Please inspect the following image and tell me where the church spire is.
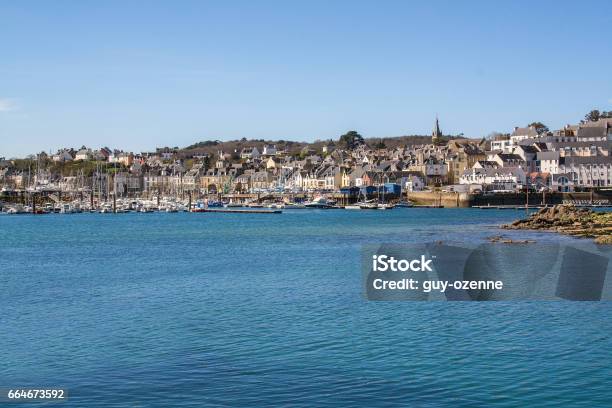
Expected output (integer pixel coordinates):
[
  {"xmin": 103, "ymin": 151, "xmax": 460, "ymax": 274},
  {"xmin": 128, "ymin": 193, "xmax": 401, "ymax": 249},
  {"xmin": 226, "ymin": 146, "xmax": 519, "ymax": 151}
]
[{"xmin": 432, "ymin": 115, "xmax": 442, "ymax": 144}]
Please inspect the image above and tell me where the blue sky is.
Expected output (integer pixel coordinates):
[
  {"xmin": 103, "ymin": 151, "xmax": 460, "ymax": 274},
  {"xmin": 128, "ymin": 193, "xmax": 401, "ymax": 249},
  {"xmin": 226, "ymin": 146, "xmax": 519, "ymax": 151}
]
[{"xmin": 1, "ymin": 0, "xmax": 611, "ymax": 157}]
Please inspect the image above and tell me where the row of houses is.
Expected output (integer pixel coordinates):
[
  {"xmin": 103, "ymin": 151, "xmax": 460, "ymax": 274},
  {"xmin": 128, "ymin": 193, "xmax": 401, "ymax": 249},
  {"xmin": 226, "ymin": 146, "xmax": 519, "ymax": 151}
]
[
  {"xmin": 459, "ymin": 118, "xmax": 611, "ymax": 192},
  {"xmin": 2, "ymin": 117, "xmax": 610, "ymax": 195}
]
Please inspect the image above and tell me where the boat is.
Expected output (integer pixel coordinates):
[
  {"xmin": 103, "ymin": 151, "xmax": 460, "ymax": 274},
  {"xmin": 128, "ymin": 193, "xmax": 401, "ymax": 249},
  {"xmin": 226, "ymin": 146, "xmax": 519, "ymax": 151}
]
[
  {"xmin": 344, "ymin": 204, "xmax": 362, "ymax": 210},
  {"xmin": 5, "ymin": 204, "xmax": 27, "ymax": 214},
  {"xmin": 377, "ymin": 203, "xmax": 395, "ymax": 210},
  {"xmin": 100, "ymin": 204, "xmax": 113, "ymax": 213},
  {"xmin": 285, "ymin": 202, "xmax": 306, "ymax": 209},
  {"xmin": 304, "ymin": 196, "xmax": 336, "ymax": 209},
  {"xmin": 395, "ymin": 201, "xmax": 413, "ymax": 208},
  {"xmin": 358, "ymin": 200, "xmax": 378, "ymax": 210},
  {"xmin": 267, "ymin": 203, "xmax": 285, "ymax": 209},
  {"xmin": 60, "ymin": 203, "xmax": 75, "ymax": 214}
]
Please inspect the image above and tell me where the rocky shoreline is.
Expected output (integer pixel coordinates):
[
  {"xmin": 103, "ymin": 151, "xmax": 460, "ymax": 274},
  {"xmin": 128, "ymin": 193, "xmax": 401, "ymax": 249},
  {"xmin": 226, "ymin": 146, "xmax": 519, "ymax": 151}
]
[{"xmin": 501, "ymin": 204, "xmax": 612, "ymax": 244}]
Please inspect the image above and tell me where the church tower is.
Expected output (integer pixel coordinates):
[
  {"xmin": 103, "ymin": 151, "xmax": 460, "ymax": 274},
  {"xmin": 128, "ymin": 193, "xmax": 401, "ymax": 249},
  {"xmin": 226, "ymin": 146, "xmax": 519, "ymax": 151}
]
[{"xmin": 432, "ymin": 116, "xmax": 442, "ymax": 144}]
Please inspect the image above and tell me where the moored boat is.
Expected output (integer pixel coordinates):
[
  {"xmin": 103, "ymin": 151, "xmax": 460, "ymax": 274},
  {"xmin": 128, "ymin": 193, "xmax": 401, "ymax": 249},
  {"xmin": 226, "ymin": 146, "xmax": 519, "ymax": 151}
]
[{"xmin": 304, "ymin": 196, "xmax": 336, "ymax": 209}]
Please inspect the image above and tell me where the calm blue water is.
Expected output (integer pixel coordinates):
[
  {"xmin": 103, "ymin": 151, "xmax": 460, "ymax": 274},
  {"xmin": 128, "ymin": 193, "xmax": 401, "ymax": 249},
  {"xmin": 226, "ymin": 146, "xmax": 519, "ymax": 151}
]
[{"xmin": 1, "ymin": 209, "xmax": 611, "ymax": 407}]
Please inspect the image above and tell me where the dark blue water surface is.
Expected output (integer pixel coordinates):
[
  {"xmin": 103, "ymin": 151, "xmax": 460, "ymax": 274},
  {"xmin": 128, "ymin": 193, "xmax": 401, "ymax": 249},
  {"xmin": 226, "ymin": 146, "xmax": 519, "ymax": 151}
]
[{"xmin": 1, "ymin": 209, "xmax": 611, "ymax": 407}]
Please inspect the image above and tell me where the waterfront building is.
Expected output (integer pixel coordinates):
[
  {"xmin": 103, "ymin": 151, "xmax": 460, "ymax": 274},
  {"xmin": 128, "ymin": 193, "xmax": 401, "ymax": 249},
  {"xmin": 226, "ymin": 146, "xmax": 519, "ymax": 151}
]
[{"xmin": 460, "ymin": 167, "xmax": 526, "ymax": 191}]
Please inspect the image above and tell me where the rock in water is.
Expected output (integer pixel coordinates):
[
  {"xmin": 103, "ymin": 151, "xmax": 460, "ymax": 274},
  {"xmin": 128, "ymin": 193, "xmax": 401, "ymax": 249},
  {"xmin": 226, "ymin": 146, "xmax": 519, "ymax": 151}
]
[{"xmin": 501, "ymin": 204, "xmax": 611, "ymax": 244}]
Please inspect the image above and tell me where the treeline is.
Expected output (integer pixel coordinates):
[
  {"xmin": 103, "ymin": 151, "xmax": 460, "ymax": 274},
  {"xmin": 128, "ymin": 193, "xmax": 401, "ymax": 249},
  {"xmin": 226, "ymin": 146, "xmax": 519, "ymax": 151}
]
[
  {"xmin": 179, "ymin": 133, "xmax": 446, "ymax": 159},
  {"xmin": 584, "ymin": 109, "xmax": 612, "ymax": 122}
]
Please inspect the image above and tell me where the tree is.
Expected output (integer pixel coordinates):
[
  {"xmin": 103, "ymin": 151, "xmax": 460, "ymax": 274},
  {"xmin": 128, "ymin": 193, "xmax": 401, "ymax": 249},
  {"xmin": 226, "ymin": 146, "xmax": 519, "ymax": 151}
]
[
  {"xmin": 339, "ymin": 130, "xmax": 364, "ymax": 150},
  {"xmin": 584, "ymin": 109, "xmax": 601, "ymax": 122},
  {"xmin": 528, "ymin": 122, "xmax": 549, "ymax": 135},
  {"xmin": 584, "ymin": 109, "xmax": 612, "ymax": 122},
  {"xmin": 375, "ymin": 139, "xmax": 386, "ymax": 149},
  {"xmin": 202, "ymin": 156, "xmax": 210, "ymax": 170}
]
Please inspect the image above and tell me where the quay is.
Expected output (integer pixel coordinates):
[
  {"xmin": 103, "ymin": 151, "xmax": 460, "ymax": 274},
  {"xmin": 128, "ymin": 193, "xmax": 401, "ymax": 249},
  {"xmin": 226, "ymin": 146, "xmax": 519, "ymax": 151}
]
[
  {"xmin": 191, "ymin": 208, "xmax": 282, "ymax": 214},
  {"xmin": 473, "ymin": 204, "xmax": 612, "ymax": 210}
]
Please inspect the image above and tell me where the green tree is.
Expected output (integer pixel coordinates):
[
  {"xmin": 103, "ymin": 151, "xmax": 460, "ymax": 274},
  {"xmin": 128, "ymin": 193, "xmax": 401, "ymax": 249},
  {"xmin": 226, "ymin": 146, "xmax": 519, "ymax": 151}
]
[
  {"xmin": 339, "ymin": 130, "xmax": 364, "ymax": 150},
  {"xmin": 528, "ymin": 122, "xmax": 549, "ymax": 135},
  {"xmin": 584, "ymin": 109, "xmax": 601, "ymax": 122}
]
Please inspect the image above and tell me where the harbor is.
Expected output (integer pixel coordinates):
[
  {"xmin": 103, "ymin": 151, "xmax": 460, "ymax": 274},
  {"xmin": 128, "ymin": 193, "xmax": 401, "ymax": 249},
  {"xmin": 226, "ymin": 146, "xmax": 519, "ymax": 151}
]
[{"xmin": 1, "ymin": 191, "xmax": 610, "ymax": 215}]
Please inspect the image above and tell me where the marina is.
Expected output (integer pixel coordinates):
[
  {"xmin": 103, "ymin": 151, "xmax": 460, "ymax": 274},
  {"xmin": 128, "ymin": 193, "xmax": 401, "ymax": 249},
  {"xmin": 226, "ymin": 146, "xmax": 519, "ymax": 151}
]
[{"xmin": 2, "ymin": 195, "xmax": 610, "ymax": 215}]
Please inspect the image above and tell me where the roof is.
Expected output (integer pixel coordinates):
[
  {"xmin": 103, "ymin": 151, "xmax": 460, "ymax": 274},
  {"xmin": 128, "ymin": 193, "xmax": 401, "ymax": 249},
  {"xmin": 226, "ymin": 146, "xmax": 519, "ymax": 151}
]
[
  {"xmin": 511, "ymin": 126, "xmax": 538, "ymax": 137},
  {"xmin": 563, "ymin": 156, "xmax": 612, "ymax": 165},
  {"xmin": 497, "ymin": 154, "xmax": 524, "ymax": 162},
  {"xmin": 537, "ymin": 151, "xmax": 560, "ymax": 160},
  {"xmin": 517, "ymin": 145, "xmax": 539, "ymax": 153},
  {"xmin": 581, "ymin": 118, "xmax": 612, "ymax": 128},
  {"xmin": 576, "ymin": 126, "xmax": 607, "ymax": 139}
]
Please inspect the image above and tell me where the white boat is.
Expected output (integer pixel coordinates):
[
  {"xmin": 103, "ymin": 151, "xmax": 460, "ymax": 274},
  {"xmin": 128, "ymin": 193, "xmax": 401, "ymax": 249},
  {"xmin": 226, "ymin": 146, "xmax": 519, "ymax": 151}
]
[
  {"xmin": 395, "ymin": 201, "xmax": 413, "ymax": 208},
  {"xmin": 344, "ymin": 205, "xmax": 362, "ymax": 210},
  {"xmin": 285, "ymin": 202, "xmax": 306, "ymax": 209},
  {"xmin": 267, "ymin": 203, "xmax": 285, "ymax": 209},
  {"xmin": 378, "ymin": 203, "xmax": 395, "ymax": 210},
  {"xmin": 304, "ymin": 196, "xmax": 336, "ymax": 209},
  {"xmin": 100, "ymin": 204, "xmax": 113, "ymax": 213},
  {"xmin": 6, "ymin": 204, "xmax": 26, "ymax": 214},
  {"xmin": 358, "ymin": 200, "xmax": 378, "ymax": 210},
  {"xmin": 60, "ymin": 203, "xmax": 75, "ymax": 214}
]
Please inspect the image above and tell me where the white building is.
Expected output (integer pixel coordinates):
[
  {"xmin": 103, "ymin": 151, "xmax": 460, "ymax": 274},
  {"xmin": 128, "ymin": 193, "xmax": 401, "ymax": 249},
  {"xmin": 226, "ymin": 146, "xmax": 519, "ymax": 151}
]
[
  {"xmin": 460, "ymin": 167, "xmax": 526, "ymax": 191},
  {"xmin": 262, "ymin": 145, "xmax": 277, "ymax": 156},
  {"xmin": 240, "ymin": 147, "xmax": 261, "ymax": 160}
]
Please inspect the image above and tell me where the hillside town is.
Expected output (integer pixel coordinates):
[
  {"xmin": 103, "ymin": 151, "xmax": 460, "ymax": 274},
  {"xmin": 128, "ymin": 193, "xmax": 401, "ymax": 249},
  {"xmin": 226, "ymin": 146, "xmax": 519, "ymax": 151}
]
[{"xmin": 1, "ymin": 113, "xmax": 611, "ymax": 204}]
